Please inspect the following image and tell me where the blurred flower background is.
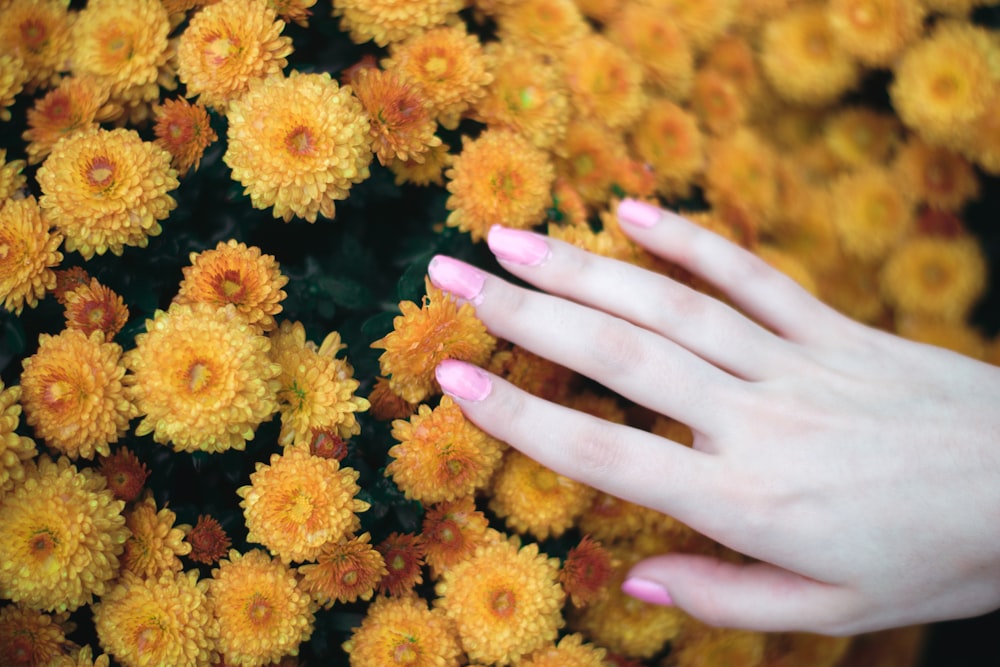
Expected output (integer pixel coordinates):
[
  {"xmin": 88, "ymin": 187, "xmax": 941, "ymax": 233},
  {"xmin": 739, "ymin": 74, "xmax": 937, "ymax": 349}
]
[{"xmin": 1, "ymin": 0, "xmax": 999, "ymax": 665}]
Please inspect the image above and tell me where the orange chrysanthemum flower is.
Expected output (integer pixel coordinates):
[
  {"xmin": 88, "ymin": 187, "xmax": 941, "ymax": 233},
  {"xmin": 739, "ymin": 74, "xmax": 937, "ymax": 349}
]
[
  {"xmin": 63, "ymin": 278, "xmax": 129, "ymax": 341},
  {"xmin": 0, "ymin": 605, "xmax": 75, "ymax": 667},
  {"xmin": 880, "ymin": 234, "xmax": 987, "ymax": 323},
  {"xmin": 0, "ymin": 0, "xmax": 74, "ymax": 92},
  {"xmin": 577, "ymin": 492, "xmax": 675, "ymax": 545},
  {"xmin": 896, "ymin": 316, "xmax": 989, "ymax": 360},
  {"xmin": 309, "ymin": 429, "xmax": 349, "ymax": 461},
  {"xmin": 225, "ymin": 71, "xmax": 373, "ymax": 223},
  {"xmin": 822, "ymin": 106, "xmax": 901, "ymax": 169},
  {"xmin": 377, "ymin": 532, "xmax": 426, "ymax": 597},
  {"xmin": 960, "ymin": 88, "xmax": 1000, "ymax": 175},
  {"xmin": 153, "ymin": 98, "xmax": 218, "ymax": 175},
  {"xmin": 827, "ymin": 0, "xmax": 925, "ymax": 67},
  {"xmin": 548, "ymin": 178, "xmax": 589, "ymax": 228},
  {"xmin": 0, "ymin": 196, "xmax": 62, "ymax": 315},
  {"xmin": 36, "ymin": 127, "xmax": 178, "ymax": 259},
  {"xmin": 238, "ymin": 447, "xmax": 368, "ymax": 563},
  {"xmin": 20, "ymin": 329, "xmax": 137, "ymax": 460},
  {"xmin": 435, "ymin": 537, "xmax": 565, "ymax": 665},
  {"xmin": 831, "ymin": 166, "xmax": 914, "ymax": 262},
  {"xmin": 209, "ymin": 549, "xmax": 316, "ymax": 666},
  {"xmin": 381, "ymin": 25, "xmax": 492, "ymax": 129},
  {"xmin": 704, "ymin": 128, "xmax": 781, "ymax": 232},
  {"xmin": 0, "ymin": 148, "xmax": 27, "ymax": 201},
  {"xmin": 563, "ymin": 34, "xmax": 645, "ymax": 131},
  {"xmin": 421, "ymin": 496, "xmax": 492, "ymax": 577},
  {"xmin": 520, "ymin": 633, "xmax": 608, "ymax": 667},
  {"xmin": 342, "ymin": 595, "xmax": 463, "ymax": 667},
  {"xmin": 703, "ymin": 33, "xmax": 764, "ymax": 104},
  {"xmin": 175, "ymin": 240, "xmax": 288, "ymax": 333},
  {"xmin": 629, "ymin": 98, "xmax": 705, "ymax": 199},
  {"xmin": 0, "ymin": 456, "xmax": 127, "ymax": 612},
  {"xmin": 690, "ymin": 68, "xmax": 746, "ymax": 136},
  {"xmin": 474, "ymin": 42, "xmax": 569, "ymax": 151},
  {"xmin": 489, "ymin": 450, "xmax": 595, "ymax": 540},
  {"xmin": 551, "ymin": 119, "xmax": 628, "ymax": 208},
  {"xmin": 124, "ymin": 303, "xmax": 281, "ymax": 453},
  {"xmin": 893, "ymin": 138, "xmax": 980, "ymax": 212},
  {"xmin": 668, "ymin": 624, "xmax": 767, "ymax": 666},
  {"xmin": 97, "ymin": 447, "xmax": 150, "ymax": 503},
  {"xmin": 93, "ymin": 570, "xmax": 219, "ymax": 667},
  {"xmin": 372, "ymin": 280, "xmax": 497, "ymax": 404},
  {"xmin": 70, "ymin": 0, "xmax": 171, "ymax": 108},
  {"xmin": 388, "ymin": 140, "xmax": 452, "ymax": 187},
  {"xmin": 269, "ymin": 321, "xmax": 369, "ymax": 445},
  {"xmin": 121, "ymin": 494, "xmax": 192, "ymax": 578},
  {"xmin": 387, "ymin": 395, "xmax": 505, "ymax": 503},
  {"xmin": 350, "ymin": 67, "xmax": 441, "ymax": 166},
  {"xmin": 185, "ymin": 515, "xmax": 232, "ymax": 565},
  {"xmin": 560, "ymin": 535, "xmax": 616, "ymax": 608},
  {"xmin": 0, "ymin": 53, "xmax": 27, "ymax": 121},
  {"xmin": 489, "ymin": 343, "xmax": 575, "ymax": 403},
  {"xmin": 760, "ymin": 4, "xmax": 860, "ymax": 106},
  {"xmin": 446, "ymin": 128, "xmax": 554, "ymax": 240},
  {"xmin": 270, "ymin": 0, "xmax": 317, "ymax": 27},
  {"xmin": 177, "ymin": 0, "xmax": 293, "ymax": 110},
  {"xmin": 656, "ymin": 0, "xmax": 737, "ymax": 55},
  {"xmin": 298, "ymin": 532, "xmax": 387, "ymax": 607},
  {"xmin": 0, "ymin": 383, "xmax": 36, "ymax": 499},
  {"xmin": 368, "ymin": 376, "xmax": 418, "ymax": 421},
  {"xmin": 51, "ymin": 267, "xmax": 90, "ymax": 304},
  {"xmin": 606, "ymin": 3, "xmax": 693, "ymax": 101},
  {"xmin": 332, "ymin": 0, "xmax": 465, "ymax": 47},
  {"xmin": 494, "ymin": 0, "xmax": 589, "ymax": 56},
  {"xmin": 890, "ymin": 22, "xmax": 998, "ymax": 149}
]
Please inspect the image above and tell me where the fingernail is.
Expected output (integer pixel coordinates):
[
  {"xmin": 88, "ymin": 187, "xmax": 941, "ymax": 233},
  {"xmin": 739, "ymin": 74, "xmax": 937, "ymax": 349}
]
[
  {"xmin": 487, "ymin": 225, "xmax": 550, "ymax": 266},
  {"xmin": 436, "ymin": 359, "xmax": 492, "ymax": 402},
  {"xmin": 622, "ymin": 578, "xmax": 674, "ymax": 606},
  {"xmin": 427, "ymin": 255, "xmax": 485, "ymax": 305},
  {"xmin": 618, "ymin": 199, "xmax": 662, "ymax": 228}
]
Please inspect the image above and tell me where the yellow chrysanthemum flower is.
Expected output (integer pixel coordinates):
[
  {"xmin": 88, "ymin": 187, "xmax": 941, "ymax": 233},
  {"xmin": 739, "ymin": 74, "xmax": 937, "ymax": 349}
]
[
  {"xmin": 0, "ymin": 0, "xmax": 74, "ymax": 92},
  {"xmin": 421, "ymin": 496, "xmax": 492, "ymax": 577},
  {"xmin": 93, "ymin": 570, "xmax": 219, "ymax": 667},
  {"xmin": 0, "ymin": 196, "xmax": 62, "ymax": 316},
  {"xmin": 817, "ymin": 259, "xmax": 887, "ymax": 325},
  {"xmin": 269, "ymin": 320, "xmax": 369, "ymax": 445},
  {"xmin": 36, "ymin": 127, "xmax": 178, "ymax": 259},
  {"xmin": 389, "ymin": 140, "xmax": 452, "ymax": 187},
  {"xmin": 488, "ymin": 343, "xmax": 575, "ymax": 403},
  {"xmin": 209, "ymin": 549, "xmax": 316, "ymax": 667},
  {"xmin": 121, "ymin": 494, "xmax": 192, "ymax": 578},
  {"xmin": 153, "ymin": 98, "xmax": 218, "ymax": 175},
  {"xmin": 960, "ymin": 87, "xmax": 1000, "ymax": 175},
  {"xmin": 606, "ymin": 3, "xmax": 694, "ymax": 101},
  {"xmin": 551, "ymin": 119, "xmax": 629, "ymax": 209},
  {"xmin": 22, "ymin": 75, "xmax": 115, "ymax": 165},
  {"xmin": 668, "ymin": 623, "xmax": 767, "ymax": 666},
  {"xmin": 124, "ymin": 303, "xmax": 281, "ymax": 454},
  {"xmin": 630, "ymin": 98, "xmax": 705, "ymax": 199},
  {"xmin": 381, "ymin": 24, "xmax": 492, "ymax": 129},
  {"xmin": 577, "ymin": 492, "xmax": 678, "ymax": 545},
  {"xmin": 299, "ymin": 532, "xmax": 387, "ymax": 607},
  {"xmin": 175, "ymin": 240, "xmax": 289, "ymax": 333},
  {"xmin": 372, "ymin": 280, "xmax": 497, "ymax": 404},
  {"xmin": 238, "ymin": 446, "xmax": 368, "ymax": 563},
  {"xmin": 880, "ymin": 234, "xmax": 987, "ymax": 323},
  {"xmin": 270, "ymin": 0, "xmax": 317, "ymax": 27},
  {"xmin": 0, "ymin": 605, "xmax": 75, "ymax": 667},
  {"xmin": 0, "ymin": 383, "xmax": 37, "ymax": 499},
  {"xmin": 343, "ymin": 595, "xmax": 463, "ymax": 667},
  {"xmin": 563, "ymin": 34, "xmax": 645, "ymax": 131},
  {"xmin": 445, "ymin": 128, "xmax": 554, "ymax": 241},
  {"xmin": 435, "ymin": 537, "xmax": 565, "ymax": 665},
  {"xmin": 690, "ymin": 68, "xmax": 746, "ymax": 136},
  {"xmin": 827, "ymin": 0, "xmax": 925, "ymax": 67},
  {"xmin": 177, "ymin": 0, "xmax": 293, "ymax": 110},
  {"xmin": 519, "ymin": 633, "xmax": 608, "ymax": 667},
  {"xmin": 332, "ymin": 0, "xmax": 464, "ymax": 47},
  {"xmin": 895, "ymin": 316, "xmax": 989, "ymax": 360},
  {"xmin": 62, "ymin": 278, "xmax": 129, "ymax": 341},
  {"xmin": 893, "ymin": 138, "xmax": 980, "ymax": 212},
  {"xmin": 0, "ymin": 53, "xmax": 26, "ymax": 121},
  {"xmin": 20, "ymin": 329, "xmax": 136, "ymax": 460},
  {"xmin": 52, "ymin": 645, "xmax": 111, "ymax": 667},
  {"xmin": 760, "ymin": 3, "xmax": 860, "ymax": 106},
  {"xmin": 352, "ymin": 67, "xmax": 441, "ymax": 165},
  {"xmin": 830, "ymin": 166, "xmax": 914, "ymax": 262},
  {"xmin": 488, "ymin": 450, "xmax": 596, "ymax": 541},
  {"xmin": 494, "ymin": 0, "xmax": 589, "ymax": 57},
  {"xmin": 658, "ymin": 0, "xmax": 738, "ymax": 55},
  {"xmin": 70, "ymin": 0, "xmax": 171, "ymax": 108},
  {"xmin": 225, "ymin": 71, "xmax": 373, "ymax": 223},
  {"xmin": 890, "ymin": 22, "xmax": 998, "ymax": 149},
  {"xmin": 822, "ymin": 106, "xmax": 901, "ymax": 170},
  {"xmin": 0, "ymin": 147, "xmax": 27, "ymax": 201},
  {"xmin": 0, "ymin": 456, "xmax": 128, "ymax": 612},
  {"xmin": 705, "ymin": 128, "xmax": 780, "ymax": 231},
  {"xmin": 387, "ymin": 395, "xmax": 506, "ymax": 504}
]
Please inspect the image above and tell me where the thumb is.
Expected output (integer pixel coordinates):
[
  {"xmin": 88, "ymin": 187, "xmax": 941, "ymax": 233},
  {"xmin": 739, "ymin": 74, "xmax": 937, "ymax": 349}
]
[{"xmin": 621, "ymin": 554, "xmax": 854, "ymax": 635}]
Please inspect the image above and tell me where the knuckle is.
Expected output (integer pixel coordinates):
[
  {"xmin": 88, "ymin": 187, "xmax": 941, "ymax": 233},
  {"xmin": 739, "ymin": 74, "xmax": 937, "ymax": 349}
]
[
  {"xmin": 589, "ymin": 318, "xmax": 647, "ymax": 374},
  {"xmin": 567, "ymin": 421, "xmax": 629, "ymax": 482}
]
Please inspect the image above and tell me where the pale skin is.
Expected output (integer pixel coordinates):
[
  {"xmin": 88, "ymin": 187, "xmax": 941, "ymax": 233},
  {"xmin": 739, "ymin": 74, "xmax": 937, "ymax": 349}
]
[{"xmin": 426, "ymin": 198, "xmax": 1000, "ymax": 636}]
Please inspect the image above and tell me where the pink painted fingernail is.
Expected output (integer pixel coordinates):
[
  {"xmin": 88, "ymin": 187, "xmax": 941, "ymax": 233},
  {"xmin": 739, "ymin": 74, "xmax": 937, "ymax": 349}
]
[
  {"xmin": 487, "ymin": 225, "xmax": 550, "ymax": 266},
  {"xmin": 427, "ymin": 255, "xmax": 485, "ymax": 304},
  {"xmin": 618, "ymin": 198, "xmax": 663, "ymax": 228},
  {"xmin": 436, "ymin": 359, "xmax": 493, "ymax": 402},
  {"xmin": 622, "ymin": 578, "xmax": 674, "ymax": 606}
]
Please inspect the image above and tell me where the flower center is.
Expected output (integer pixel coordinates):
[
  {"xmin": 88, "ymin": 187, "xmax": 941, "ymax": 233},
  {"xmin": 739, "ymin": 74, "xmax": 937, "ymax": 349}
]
[
  {"xmin": 806, "ymin": 30, "xmax": 831, "ymax": 58},
  {"xmin": 490, "ymin": 589, "xmax": 516, "ymax": 617},
  {"xmin": 931, "ymin": 73, "xmax": 959, "ymax": 100},
  {"xmin": 532, "ymin": 466, "xmax": 559, "ymax": 492},
  {"xmin": 393, "ymin": 640, "xmax": 419, "ymax": 664},
  {"xmin": 205, "ymin": 35, "xmax": 241, "ymax": 66},
  {"xmin": 43, "ymin": 378, "xmax": 75, "ymax": 408},
  {"xmin": 20, "ymin": 19, "xmax": 48, "ymax": 51},
  {"xmin": 186, "ymin": 361, "xmax": 213, "ymax": 393},
  {"xmin": 926, "ymin": 164, "xmax": 953, "ymax": 193},
  {"xmin": 215, "ymin": 269, "xmax": 246, "ymax": 301},
  {"xmin": 84, "ymin": 302, "xmax": 109, "ymax": 326},
  {"xmin": 423, "ymin": 55, "xmax": 450, "ymax": 80},
  {"xmin": 247, "ymin": 594, "xmax": 271, "ymax": 624},
  {"xmin": 849, "ymin": 1, "xmax": 877, "ymax": 28},
  {"xmin": 45, "ymin": 95, "xmax": 71, "ymax": 122},
  {"xmin": 285, "ymin": 489, "xmax": 314, "ymax": 524},
  {"xmin": 87, "ymin": 157, "xmax": 116, "ymax": 191},
  {"xmin": 285, "ymin": 126, "xmax": 314, "ymax": 156},
  {"xmin": 29, "ymin": 531, "xmax": 57, "ymax": 559},
  {"xmin": 341, "ymin": 569, "xmax": 358, "ymax": 585}
]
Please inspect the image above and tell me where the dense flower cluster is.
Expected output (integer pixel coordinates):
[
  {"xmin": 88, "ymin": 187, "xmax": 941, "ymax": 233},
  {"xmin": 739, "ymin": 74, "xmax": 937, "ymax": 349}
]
[{"xmin": 0, "ymin": 0, "xmax": 995, "ymax": 664}]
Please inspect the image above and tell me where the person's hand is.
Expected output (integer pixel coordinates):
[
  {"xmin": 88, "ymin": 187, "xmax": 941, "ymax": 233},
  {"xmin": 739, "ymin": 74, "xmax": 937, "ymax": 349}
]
[{"xmin": 424, "ymin": 198, "xmax": 1000, "ymax": 636}]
